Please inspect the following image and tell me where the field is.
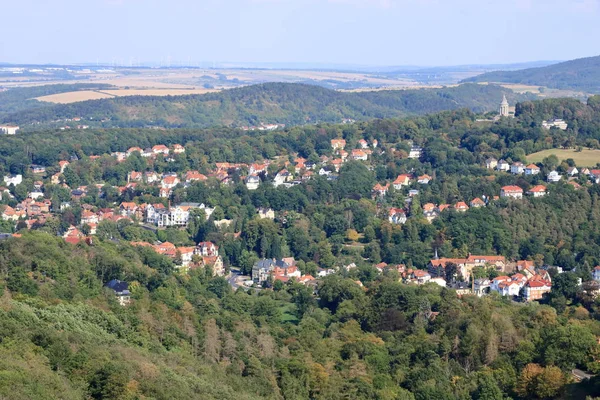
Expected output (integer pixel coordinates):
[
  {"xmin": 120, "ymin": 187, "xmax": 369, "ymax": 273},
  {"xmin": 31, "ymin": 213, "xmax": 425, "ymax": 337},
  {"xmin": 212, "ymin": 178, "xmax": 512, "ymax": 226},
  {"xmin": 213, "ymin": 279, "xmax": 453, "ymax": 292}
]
[
  {"xmin": 528, "ymin": 148, "xmax": 600, "ymax": 167},
  {"xmin": 36, "ymin": 88, "xmax": 220, "ymax": 104}
]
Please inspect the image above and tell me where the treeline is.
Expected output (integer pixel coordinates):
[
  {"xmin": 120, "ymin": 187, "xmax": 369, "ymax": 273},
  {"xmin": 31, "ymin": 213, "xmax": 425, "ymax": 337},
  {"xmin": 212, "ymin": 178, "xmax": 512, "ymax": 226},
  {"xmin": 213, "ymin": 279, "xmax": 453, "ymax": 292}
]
[
  {"xmin": 463, "ymin": 55, "xmax": 600, "ymax": 93},
  {"xmin": 1, "ymin": 82, "xmax": 532, "ymax": 129}
]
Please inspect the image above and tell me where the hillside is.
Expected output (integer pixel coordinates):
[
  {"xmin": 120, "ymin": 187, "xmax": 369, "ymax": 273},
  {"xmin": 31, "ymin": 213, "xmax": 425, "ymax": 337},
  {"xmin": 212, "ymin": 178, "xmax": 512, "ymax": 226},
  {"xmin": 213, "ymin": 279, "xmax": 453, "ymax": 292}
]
[
  {"xmin": 463, "ymin": 55, "xmax": 600, "ymax": 93},
  {"xmin": 1, "ymin": 82, "xmax": 533, "ymax": 130}
]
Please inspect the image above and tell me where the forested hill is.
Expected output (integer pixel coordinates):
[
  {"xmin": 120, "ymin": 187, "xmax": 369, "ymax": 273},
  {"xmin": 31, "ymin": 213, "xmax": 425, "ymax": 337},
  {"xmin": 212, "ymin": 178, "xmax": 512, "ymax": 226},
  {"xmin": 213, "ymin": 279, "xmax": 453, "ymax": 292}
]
[
  {"xmin": 2, "ymin": 82, "xmax": 532, "ymax": 130},
  {"xmin": 463, "ymin": 55, "xmax": 600, "ymax": 93}
]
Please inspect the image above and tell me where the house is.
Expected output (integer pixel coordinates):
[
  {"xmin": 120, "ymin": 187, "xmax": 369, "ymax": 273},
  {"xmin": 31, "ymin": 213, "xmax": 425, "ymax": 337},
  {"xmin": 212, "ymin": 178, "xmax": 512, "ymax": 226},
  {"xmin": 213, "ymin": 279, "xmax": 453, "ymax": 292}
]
[
  {"xmin": 202, "ymin": 256, "xmax": 225, "ymax": 277},
  {"xmin": 496, "ymin": 159, "xmax": 510, "ymax": 172},
  {"xmin": 0, "ymin": 125, "xmax": 19, "ymax": 135},
  {"xmin": 567, "ymin": 167, "xmax": 579, "ymax": 177},
  {"xmin": 388, "ymin": 208, "xmax": 407, "ymax": 224},
  {"xmin": 252, "ymin": 258, "xmax": 296, "ymax": 284},
  {"xmin": 525, "ymin": 164, "xmax": 540, "ymax": 175},
  {"xmin": 547, "ymin": 170, "xmax": 562, "ymax": 183},
  {"xmin": 161, "ymin": 175, "xmax": 180, "ymax": 189},
  {"xmin": 331, "ymin": 139, "xmax": 346, "ymax": 150},
  {"xmin": 126, "ymin": 147, "xmax": 143, "ymax": 156},
  {"xmin": 372, "ymin": 183, "xmax": 389, "ymax": 198},
  {"xmin": 4, "ymin": 174, "xmax": 22, "ymax": 186},
  {"xmin": 152, "ymin": 144, "xmax": 170, "ymax": 155},
  {"xmin": 184, "ymin": 171, "xmax": 208, "ymax": 183},
  {"xmin": 351, "ymin": 149, "xmax": 368, "ymax": 161},
  {"xmin": 593, "ymin": 266, "xmax": 600, "ymax": 281},
  {"xmin": 527, "ymin": 185, "xmax": 547, "ymax": 197},
  {"xmin": 542, "ymin": 119, "xmax": 568, "ymax": 130},
  {"xmin": 410, "ymin": 269, "xmax": 431, "ymax": 285},
  {"xmin": 417, "ymin": 174, "xmax": 432, "ymax": 184},
  {"xmin": 500, "ymin": 185, "xmax": 523, "ymax": 199},
  {"xmin": 58, "ymin": 160, "xmax": 70, "ymax": 173},
  {"xmin": 510, "ymin": 162, "xmax": 525, "ymax": 175},
  {"xmin": 523, "ymin": 279, "xmax": 552, "ymax": 301},
  {"xmin": 392, "ymin": 174, "xmax": 412, "ymax": 190},
  {"xmin": 408, "ymin": 146, "xmax": 423, "ymax": 159},
  {"xmin": 1, "ymin": 205, "xmax": 20, "ymax": 221},
  {"xmin": 454, "ymin": 202, "xmax": 469, "ymax": 212},
  {"xmin": 30, "ymin": 165, "xmax": 46, "ymax": 174},
  {"xmin": 485, "ymin": 158, "xmax": 498, "ymax": 169},
  {"xmin": 81, "ymin": 210, "xmax": 99, "ymax": 225},
  {"xmin": 470, "ymin": 198, "xmax": 486, "ymax": 208},
  {"xmin": 246, "ymin": 175, "xmax": 260, "ymax": 190},
  {"xmin": 172, "ymin": 144, "xmax": 185, "ymax": 154},
  {"xmin": 331, "ymin": 159, "xmax": 344, "ymax": 172},
  {"xmin": 120, "ymin": 202, "xmax": 138, "ymax": 217},
  {"xmin": 274, "ymin": 170, "xmax": 293, "ymax": 186},
  {"xmin": 127, "ymin": 171, "xmax": 143, "ymax": 182},
  {"xmin": 258, "ymin": 208, "xmax": 275, "ymax": 220},
  {"xmin": 493, "ymin": 278, "xmax": 522, "ymax": 297},
  {"xmin": 195, "ymin": 241, "xmax": 219, "ymax": 257},
  {"xmin": 145, "ymin": 171, "xmax": 159, "ymax": 183},
  {"xmin": 473, "ymin": 279, "xmax": 491, "ymax": 297},
  {"xmin": 106, "ymin": 279, "xmax": 131, "ymax": 306}
]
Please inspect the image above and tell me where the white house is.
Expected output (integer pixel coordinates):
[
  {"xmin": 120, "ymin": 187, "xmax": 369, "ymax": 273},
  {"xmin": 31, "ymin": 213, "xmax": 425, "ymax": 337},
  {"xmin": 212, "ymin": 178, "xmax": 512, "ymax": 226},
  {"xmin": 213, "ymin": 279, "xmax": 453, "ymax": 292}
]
[
  {"xmin": 500, "ymin": 185, "xmax": 523, "ymax": 199},
  {"xmin": 566, "ymin": 167, "xmax": 578, "ymax": 177},
  {"xmin": 542, "ymin": 119, "xmax": 568, "ymax": 130},
  {"xmin": 527, "ymin": 185, "xmax": 547, "ymax": 197},
  {"xmin": 408, "ymin": 146, "xmax": 423, "ymax": 159},
  {"xmin": 496, "ymin": 159, "xmax": 510, "ymax": 172},
  {"xmin": 525, "ymin": 164, "xmax": 540, "ymax": 175},
  {"xmin": 388, "ymin": 208, "xmax": 407, "ymax": 224},
  {"xmin": 246, "ymin": 175, "xmax": 260, "ymax": 190},
  {"xmin": 547, "ymin": 170, "xmax": 562, "ymax": 183},
  {"xmin": 0, "ymin": 125, "xmax": 19, "ymax": 135},
  {"xmin": 3, "ymin": 174, "xmax": 22, "ymax": 186},
  {"xmin": 510, "ymin": 162, "xmax": 525, "ymax": 175},
  {"xmin": 593, "ymin": 266, "xmax": 600, "ymax": 281}
]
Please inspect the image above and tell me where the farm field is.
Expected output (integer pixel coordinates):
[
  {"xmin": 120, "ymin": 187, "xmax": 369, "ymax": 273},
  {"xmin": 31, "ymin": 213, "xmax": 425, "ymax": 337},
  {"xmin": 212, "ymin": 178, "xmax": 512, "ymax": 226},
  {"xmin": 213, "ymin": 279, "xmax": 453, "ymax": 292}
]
[
  {"xmin": 36, "ymin": 88, "xmax": 221, "ymax": 104},
  {"xmin": 528, "ymin": 148, "xmax": 600, "ymax": 167}
]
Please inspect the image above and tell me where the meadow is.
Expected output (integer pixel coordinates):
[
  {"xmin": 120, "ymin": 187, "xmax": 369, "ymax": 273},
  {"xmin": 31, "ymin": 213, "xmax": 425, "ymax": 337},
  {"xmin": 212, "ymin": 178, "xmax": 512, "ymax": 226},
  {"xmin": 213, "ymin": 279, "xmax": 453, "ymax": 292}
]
[{"xmin": 528, "ymin": 148, "xmax": 600, "ymax": 167}]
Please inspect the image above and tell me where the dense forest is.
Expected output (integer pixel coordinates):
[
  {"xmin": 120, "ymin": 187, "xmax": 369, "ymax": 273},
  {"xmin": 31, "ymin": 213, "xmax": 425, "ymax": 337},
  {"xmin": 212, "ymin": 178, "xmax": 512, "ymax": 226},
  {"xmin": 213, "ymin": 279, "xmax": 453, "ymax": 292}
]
[
  {"xmin": 1, "ymin": 83, "xmax": 534, "ymax": 130},
  {"xmin": 464, "ymin": 55, "xmax": 600, "ymax": 93},
  {"xmin": 5, "ymin": 95, "xmax": 600, "ymax": 398}
]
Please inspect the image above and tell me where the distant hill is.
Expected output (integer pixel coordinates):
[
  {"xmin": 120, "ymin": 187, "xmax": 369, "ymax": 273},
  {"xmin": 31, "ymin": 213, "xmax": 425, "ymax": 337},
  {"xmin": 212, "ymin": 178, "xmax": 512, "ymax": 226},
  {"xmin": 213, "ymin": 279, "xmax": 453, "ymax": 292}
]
[
  {"xmin": 1, "ymin": 82, "xmax": 534, "ymax": 130},
  {"xmin": 463, "ymin": 55, "xmax": 600, "ymax": 93}
]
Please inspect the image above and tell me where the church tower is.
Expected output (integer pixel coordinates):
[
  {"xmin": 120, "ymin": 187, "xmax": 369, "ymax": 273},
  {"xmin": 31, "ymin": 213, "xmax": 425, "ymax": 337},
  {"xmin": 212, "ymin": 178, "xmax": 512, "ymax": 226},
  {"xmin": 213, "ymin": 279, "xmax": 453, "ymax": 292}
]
[{"xmin": 499, "ymin": 95, "xmax": 509, "ymax": 117}]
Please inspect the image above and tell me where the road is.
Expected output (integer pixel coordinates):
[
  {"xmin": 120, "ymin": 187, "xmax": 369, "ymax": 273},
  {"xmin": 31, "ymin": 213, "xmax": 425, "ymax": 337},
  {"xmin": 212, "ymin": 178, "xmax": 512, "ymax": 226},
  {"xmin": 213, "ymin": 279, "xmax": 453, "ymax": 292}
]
[{"xmin": 227, "ymin": 269, "xmax": 251, "ymax": 290}]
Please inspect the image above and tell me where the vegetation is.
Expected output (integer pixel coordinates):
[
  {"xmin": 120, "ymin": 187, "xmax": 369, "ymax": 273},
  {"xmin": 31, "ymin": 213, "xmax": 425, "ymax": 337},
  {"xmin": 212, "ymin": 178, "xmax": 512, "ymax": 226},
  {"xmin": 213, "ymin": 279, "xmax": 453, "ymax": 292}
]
[
  {"xmin": 464, "ymin": 55, "xmax": 600, "ymax": 93},
  {"xmin": 0, "ymin": 82, "xmax": 534, "ymax": 130},
  {"xmin": 4, "ymin": 93, "xmax": 600, "ymax": 398}
]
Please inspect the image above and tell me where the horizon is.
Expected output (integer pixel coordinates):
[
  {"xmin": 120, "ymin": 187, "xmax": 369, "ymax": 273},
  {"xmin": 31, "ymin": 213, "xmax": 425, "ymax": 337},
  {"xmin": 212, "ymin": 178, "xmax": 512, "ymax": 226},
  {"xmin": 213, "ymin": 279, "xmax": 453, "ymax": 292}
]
[{"xmin": 2, "ymin": 0, "xmax": 600, "ymax": 67}]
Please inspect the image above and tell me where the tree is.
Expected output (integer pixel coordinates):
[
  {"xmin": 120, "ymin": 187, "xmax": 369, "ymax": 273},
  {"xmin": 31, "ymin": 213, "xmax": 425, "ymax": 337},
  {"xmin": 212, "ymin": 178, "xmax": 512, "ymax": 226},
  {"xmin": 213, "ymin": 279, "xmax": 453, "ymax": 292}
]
[{"xmin": 337, "ymin": 161, "xmax": 375, "ymax": 199}]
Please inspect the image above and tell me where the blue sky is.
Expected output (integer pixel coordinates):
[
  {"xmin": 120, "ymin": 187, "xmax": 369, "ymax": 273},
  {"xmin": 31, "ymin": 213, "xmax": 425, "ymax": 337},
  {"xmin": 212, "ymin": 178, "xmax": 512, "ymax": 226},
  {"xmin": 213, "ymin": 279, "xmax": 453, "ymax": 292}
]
[{"xmin": 1, "ymin": 0, "xmax": 600, "ymax": 66}]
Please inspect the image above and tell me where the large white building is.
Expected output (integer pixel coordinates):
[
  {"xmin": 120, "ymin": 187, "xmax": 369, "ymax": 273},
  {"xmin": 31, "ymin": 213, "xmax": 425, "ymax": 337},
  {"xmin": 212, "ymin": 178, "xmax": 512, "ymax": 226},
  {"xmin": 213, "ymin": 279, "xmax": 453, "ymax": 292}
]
[
  {"xmin": 0, "ymin": 125, "xmax": 19, "ymax": 135},
  {"xmin": 3, "ymin": 174, "xmax": 22, "ymax": 186},
  {"xmin": 146, "ymin": 203, "xmax": 214, "ymax": 227}
]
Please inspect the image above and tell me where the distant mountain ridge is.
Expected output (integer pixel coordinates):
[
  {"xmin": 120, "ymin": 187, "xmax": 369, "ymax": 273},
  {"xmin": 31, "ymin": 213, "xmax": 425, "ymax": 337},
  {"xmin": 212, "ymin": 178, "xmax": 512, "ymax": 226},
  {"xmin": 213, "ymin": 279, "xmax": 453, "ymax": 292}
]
[
  {"xmin": 462, "ymin": 55, "xmax": 600, "ymax": 93},
  {"xmin": 1, "ymin": 82, "xmax": 534, "ymax": 130}
]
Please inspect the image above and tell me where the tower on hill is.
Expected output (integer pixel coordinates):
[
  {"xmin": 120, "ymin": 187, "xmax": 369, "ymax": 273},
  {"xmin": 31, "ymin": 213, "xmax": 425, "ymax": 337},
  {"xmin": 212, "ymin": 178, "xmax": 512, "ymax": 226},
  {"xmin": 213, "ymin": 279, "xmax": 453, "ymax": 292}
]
[{"xmin": 499, "ymin": 95, "xmax": 509, "ymax": 117}]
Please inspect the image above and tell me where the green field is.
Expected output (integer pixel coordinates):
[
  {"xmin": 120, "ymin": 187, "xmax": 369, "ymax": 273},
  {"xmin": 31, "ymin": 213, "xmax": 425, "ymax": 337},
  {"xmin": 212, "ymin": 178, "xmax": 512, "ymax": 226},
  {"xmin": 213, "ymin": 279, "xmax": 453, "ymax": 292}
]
[{"xmin": 528, "ymin": 148, "xmax": 600, "ymax": 167}]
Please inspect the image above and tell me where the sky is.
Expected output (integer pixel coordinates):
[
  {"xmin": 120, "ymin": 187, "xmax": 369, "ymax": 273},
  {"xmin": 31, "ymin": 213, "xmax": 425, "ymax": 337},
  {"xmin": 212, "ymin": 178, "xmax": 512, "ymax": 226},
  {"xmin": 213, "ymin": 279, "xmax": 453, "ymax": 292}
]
[{"xmin": 1, "ymin": 0, "xmax": 600, "ymax": 67}]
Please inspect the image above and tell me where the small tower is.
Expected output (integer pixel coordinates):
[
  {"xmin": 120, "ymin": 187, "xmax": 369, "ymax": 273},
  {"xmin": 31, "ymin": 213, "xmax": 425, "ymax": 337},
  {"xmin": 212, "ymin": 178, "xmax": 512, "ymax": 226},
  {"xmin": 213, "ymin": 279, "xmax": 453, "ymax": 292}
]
[{"xmin": 499, "ymin": 95, "xmax": 509, "ymax": 117}]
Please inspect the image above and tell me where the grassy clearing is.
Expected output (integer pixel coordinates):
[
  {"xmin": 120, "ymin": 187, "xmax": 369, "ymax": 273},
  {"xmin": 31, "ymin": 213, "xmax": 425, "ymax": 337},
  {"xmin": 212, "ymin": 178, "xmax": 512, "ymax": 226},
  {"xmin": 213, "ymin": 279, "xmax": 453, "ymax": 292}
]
[{"xmin": 528, "ymin": 148, "xmax": 600, "ymax": 167}]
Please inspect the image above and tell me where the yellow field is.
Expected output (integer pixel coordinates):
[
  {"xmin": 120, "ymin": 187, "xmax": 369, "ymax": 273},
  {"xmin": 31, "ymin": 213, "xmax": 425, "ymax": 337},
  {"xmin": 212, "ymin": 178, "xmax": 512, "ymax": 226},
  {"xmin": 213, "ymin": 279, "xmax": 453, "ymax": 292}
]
[
  {"xmin": 528, "ymin": 148, "xmax": 600, "ymax": 167},
  {"xmin": 36, "ymin": 90, "xmax": 115, "ymax": 103},
  {"xmin": 36, "ymin": 88, "xmax": 221, "ymax": 104}
]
